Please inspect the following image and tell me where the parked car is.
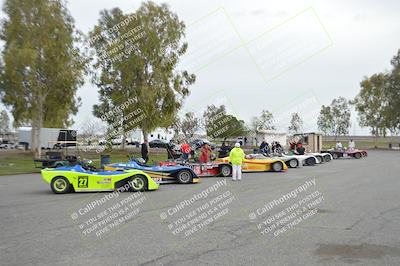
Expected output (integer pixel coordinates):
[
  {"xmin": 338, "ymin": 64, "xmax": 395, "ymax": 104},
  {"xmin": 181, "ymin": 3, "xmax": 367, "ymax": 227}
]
[
  {"xmin": 149, "ymin": 139, "xmax": 169, "ymax": 148},
  {"xmin": 105, "ymin": 158, "xmax": 199, "ymax": 184},
  {"xmin": 0, "ymin": 142, "xmax": 16, "ymax": 149},
  {"xmin": 321, "ymin": 149, "xmax": 367, "ymax": 159},
  {"xmin": 160, "ymin": 160, "xmax": 232, "ymax": 177},
  {"xmin": 190, "ymin": 139, "xmax": 217, "ymax": 150},
  {"xmin": 41, "ymin": 164, "xmax": 159, "ymax": 194}
]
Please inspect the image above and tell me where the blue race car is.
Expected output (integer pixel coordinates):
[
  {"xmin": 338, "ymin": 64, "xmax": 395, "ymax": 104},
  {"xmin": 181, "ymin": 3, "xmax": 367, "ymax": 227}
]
[{"xmin": 104, "ymin": 158, "xmax": 199, "ymax": 184}]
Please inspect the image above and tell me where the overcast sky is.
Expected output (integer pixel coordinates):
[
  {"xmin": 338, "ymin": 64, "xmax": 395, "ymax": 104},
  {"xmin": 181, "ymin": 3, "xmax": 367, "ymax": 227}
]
[{"xmin": 2, "ymin": 0, "xmax": 400, "ymax": 135}]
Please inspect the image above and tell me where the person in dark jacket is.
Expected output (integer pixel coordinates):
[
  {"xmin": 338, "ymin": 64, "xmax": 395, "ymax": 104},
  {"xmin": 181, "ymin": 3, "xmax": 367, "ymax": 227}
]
[
  {"xmin": 218, "ymin": 142, "xmax": 231, "ymax": 158},
  {"xmin": 259, "ymin": 140, "xmax": 270, "ymax": 155},
  {"xmin": 141, "ymin": 139, "xmax": 149, "ymax": 163}
]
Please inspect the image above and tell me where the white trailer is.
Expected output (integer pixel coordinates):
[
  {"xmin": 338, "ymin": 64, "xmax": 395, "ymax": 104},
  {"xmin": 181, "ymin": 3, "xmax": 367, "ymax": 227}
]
[{"xmin": 18, "ymin": 127, "xmax": 76, "ymax": 149}]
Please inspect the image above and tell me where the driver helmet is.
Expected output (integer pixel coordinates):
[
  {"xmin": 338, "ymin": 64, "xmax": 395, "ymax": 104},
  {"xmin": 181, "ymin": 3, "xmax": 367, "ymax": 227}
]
[{"xmin": 136, "ymin": 158, "xmax": 146, "ymax": 164}]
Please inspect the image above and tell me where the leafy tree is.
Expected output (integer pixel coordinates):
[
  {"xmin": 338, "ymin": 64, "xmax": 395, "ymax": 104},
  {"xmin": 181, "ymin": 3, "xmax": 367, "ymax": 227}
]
[
  {"xmin": 0, "ymin": 0, "xmax": 86, "ymax": 157},
  {"xmin": 259, "ymin": 110, "xmax": 276, "ymax": 130},
  {"xmin": 288, "ymin": 112, "xmax": 303, "ymax": 134},
  {"xmin": 385, "ymin": 49, "xmax": 400, "ymax": 135},
  {"xmin": 90, "ymin": 2, "xmax": 195, "ymax": 148},
  {"xmin": 203, "ymin": 104, "xmax": 246, "ymax": 139},
  {"xmin": 352, "ymin": 73, "xmax": 389, "ymax": 137},
  {"xmin": 0, "ymin": 110, "xmax": 10, "ymax": 134},
  {"xmin": 181, "ymin": 112, "xmax": 199, "ymax": 139},
  {"xmin": 250, "ymin": 110, "xmax": 275, "ymax": 135},
  {"xmin": 317, "ymin": 105, "xmax": 334, "ymax": 136},
  {"xmin": 331, "ymin": 97, "xmax": 351, "ymax": 139}
]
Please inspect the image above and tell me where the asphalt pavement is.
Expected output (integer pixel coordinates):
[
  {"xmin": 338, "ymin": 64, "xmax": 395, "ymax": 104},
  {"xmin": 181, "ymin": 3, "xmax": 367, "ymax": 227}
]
[{"xmin": 1, "ymin": 150, "xmax": 400, "ymax": 266}]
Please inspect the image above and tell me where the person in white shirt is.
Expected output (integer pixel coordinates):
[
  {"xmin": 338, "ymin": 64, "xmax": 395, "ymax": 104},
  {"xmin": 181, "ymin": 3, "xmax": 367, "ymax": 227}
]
[
  {"xmin": 348, "ymin": 139, "xmax": 355, "ymax": 150},
  {"xmin": 335, "ymin": 141, "xmax": 343, "ymax": 150}
]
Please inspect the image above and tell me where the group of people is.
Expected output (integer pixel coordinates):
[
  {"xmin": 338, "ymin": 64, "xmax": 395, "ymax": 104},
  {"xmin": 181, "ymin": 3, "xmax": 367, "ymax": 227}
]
[
  {"xmin": 288, "ymin": 141, "xmax": 306, "ymax": 155},
  {"xmin": 335, "ymin": 139, "xmax": 356, "ymax": 151},
  {"xmin": 259, "ymin": 140, "xmax": 284, "ymax": 155}
]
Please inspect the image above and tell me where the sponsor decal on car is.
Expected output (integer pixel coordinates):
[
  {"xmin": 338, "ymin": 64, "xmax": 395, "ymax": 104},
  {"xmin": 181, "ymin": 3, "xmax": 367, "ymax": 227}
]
[{"xmin": 97, "ymin": 178, "xmax": 112, "ymax": 185}]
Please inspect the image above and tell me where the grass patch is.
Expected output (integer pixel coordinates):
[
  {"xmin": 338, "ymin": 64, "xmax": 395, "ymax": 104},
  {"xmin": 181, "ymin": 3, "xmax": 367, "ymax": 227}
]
[{"xmin": 0, "ymin": 149, "xmax": 168, "ymax": 176}]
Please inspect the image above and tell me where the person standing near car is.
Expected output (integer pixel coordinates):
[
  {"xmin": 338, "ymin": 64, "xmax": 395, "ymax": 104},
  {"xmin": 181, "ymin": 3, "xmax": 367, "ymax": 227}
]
[
  {"xmin": 166, "ymin": 140, "xmax": 175, "ymax": 159},
  {"xmin": 181, "ymin": 141, "xmax": 191, "ymax": 160},
  {"xmin": 229, "ymin": 142, "xmax": 245, "ymax": 181},
  {"xmin": 199, "ymin": 143, "xmax": 211, "ymax": 163},
  {"xmin": 141, "ymin": 139, "xmax": 149, "ymax": 163},
  {"xmin": 259, "ymin": 140, "xmax": 270, "ymax": 155},
  {"xmin": 219, "ymin": 142, "xmax": 231, "ymax": 158},
  {"xmin": 294, "ymin": 142, "xmax": 305, "ymax": 155},
  {"xmin": 335, "ymin": 141, "xmax": 343, "ymax": 150},
  {"xmin": 348, "ymin": 139, "xmax": 355, "ymax": 151}
]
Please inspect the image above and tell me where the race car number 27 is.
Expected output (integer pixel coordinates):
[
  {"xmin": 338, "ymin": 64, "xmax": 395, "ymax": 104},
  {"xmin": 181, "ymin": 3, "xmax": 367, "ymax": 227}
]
[{"xmin": 78, "ymin": 176, "xmax": 89, "ymax": 188}]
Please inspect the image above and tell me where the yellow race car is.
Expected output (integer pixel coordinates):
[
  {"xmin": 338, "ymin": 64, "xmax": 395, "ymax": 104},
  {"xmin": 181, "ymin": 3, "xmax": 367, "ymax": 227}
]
[{"xmin": 216, "ymin": 155, "xmax": 288, "ymax": 172}]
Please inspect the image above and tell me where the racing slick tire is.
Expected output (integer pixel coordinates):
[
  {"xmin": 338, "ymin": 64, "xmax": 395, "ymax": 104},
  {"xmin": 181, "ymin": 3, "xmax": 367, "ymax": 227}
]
[
  {"xmin": 316, "ymin": 155, "xmax": 323, "ymax": 163},
  {"xmin": 51, "ymin": 176, "xmax": 71, "ymax": 194},
  {"xmin": 288, "ymin": 159, "xmax": 298, "ymax": 168},
  {"xmin": 219, "ymin": 164, "xmax": 232, "ymax": 177},
  {"xmin": 272, "ymin": 162, "xmax": 283, "ymax": 172},
  {"xmin": 323, "ymin": 155, "xmax": 331, "ymax": 162},
  {"xmin": 354, "ymin": 152, "xmax": 361, "ymax": 159},
  {"xmin": 332, "ymin": 153, "xmax": 339, "ymax": 159},
  {"xmin": 305, "ymin": 157, "xmax": 316, "ymax": 166},
  {"xmin": 176, "ymin": 170, "xmax": 193, "ymax": 184},
  {"xmin": 129, "ymin": 175, "xmax": 147, "ymax": 192}
]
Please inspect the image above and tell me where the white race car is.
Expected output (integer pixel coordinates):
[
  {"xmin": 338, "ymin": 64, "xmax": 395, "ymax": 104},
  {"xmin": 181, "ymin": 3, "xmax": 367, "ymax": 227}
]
[
  {"xmin": 280, "ymin": 153, "xmax": 319, "ymax": 167},
  {"xmin": 253, "ymin": 153, "xmax": 318, "ymax": 168}
]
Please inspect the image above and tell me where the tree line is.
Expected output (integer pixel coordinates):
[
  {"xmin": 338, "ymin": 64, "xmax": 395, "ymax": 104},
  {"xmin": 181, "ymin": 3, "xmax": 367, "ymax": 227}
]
[{"xmin": 0, "ymin": 0, "xmax": 399, "ymax": 158}]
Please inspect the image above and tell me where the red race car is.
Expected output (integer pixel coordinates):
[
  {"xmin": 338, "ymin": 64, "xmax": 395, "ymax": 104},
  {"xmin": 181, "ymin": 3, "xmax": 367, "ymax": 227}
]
[{"xmin": 159, "ymin": 160, "xmax": 232, "ymax": 177}]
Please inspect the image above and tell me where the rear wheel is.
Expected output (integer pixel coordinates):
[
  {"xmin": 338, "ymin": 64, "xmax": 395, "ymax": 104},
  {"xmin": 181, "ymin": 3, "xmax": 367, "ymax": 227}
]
[
  {"xmin": 272, "ymin": 162, "xmax": 283, "ymax": 172},
  {"xmin": 306, "ymin": 157, "xmax": 316, "ymax": 166},
  {"xmin": 354, "ymin": 152, "xmax": 361, "ymax": 159},
  {"xmin": 177, "ymin": 170, "xmax": 193, "ymax": 184},
  {"xmin": 50, "ymin": 176, "xmax": 71, "ymax": 194},
  {"xmin": 288, "ymin": 159, "xmax": 298, "ymax": 168},
  {"xmin": 129, "ymin": 175, "xmax": 147, "ymax": 192},
  {"xmin": 323, "ymin": 155, "xmax": 331, "ymax": 162},
  {"xmin": 219, "ymin": 165, "xmax": 232, "ymax": 177},
  {"xmin": 316, "ymin": 156, "xmax": 323, "ymax": 163}
]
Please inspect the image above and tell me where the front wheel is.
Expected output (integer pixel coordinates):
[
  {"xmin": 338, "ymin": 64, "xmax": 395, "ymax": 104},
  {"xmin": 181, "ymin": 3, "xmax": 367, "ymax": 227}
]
[
  {"xmin": 51, "ymin": 176, "xmax": 71, "ymax": 194},
  {"xmin": 332, "ymin": 153, "xmax": 339, "ymax": 159},
  {"xmin": 288, "ymin": 159, "xmax": 298, "ymax": 168},
  {"xmin": 323, "ymin": 155, "xmax": 331, "ymax": 162},
  {"xmin": 354, "ymin": 152, "xmax": 361, "ymax": 159},
  {"xmin": 272, "ymin": 162, "xmax": 283, "ymax": 172},
  {"xmin": 177, "ymin": 170, "xmax": 193, "ymax": 184},
  {"xmin": 129, "ymin": 175, "xmax": 147, "ymax": 192},
  {"xmin": 219, "ymin": 165, "xmax": 232, "ymax": 177}
]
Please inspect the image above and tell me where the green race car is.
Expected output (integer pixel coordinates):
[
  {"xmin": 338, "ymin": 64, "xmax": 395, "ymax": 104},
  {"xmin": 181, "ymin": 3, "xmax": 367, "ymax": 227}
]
[{"xmin": 41, "ymin": 164, "xmax": 159, "ymax": 194}]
